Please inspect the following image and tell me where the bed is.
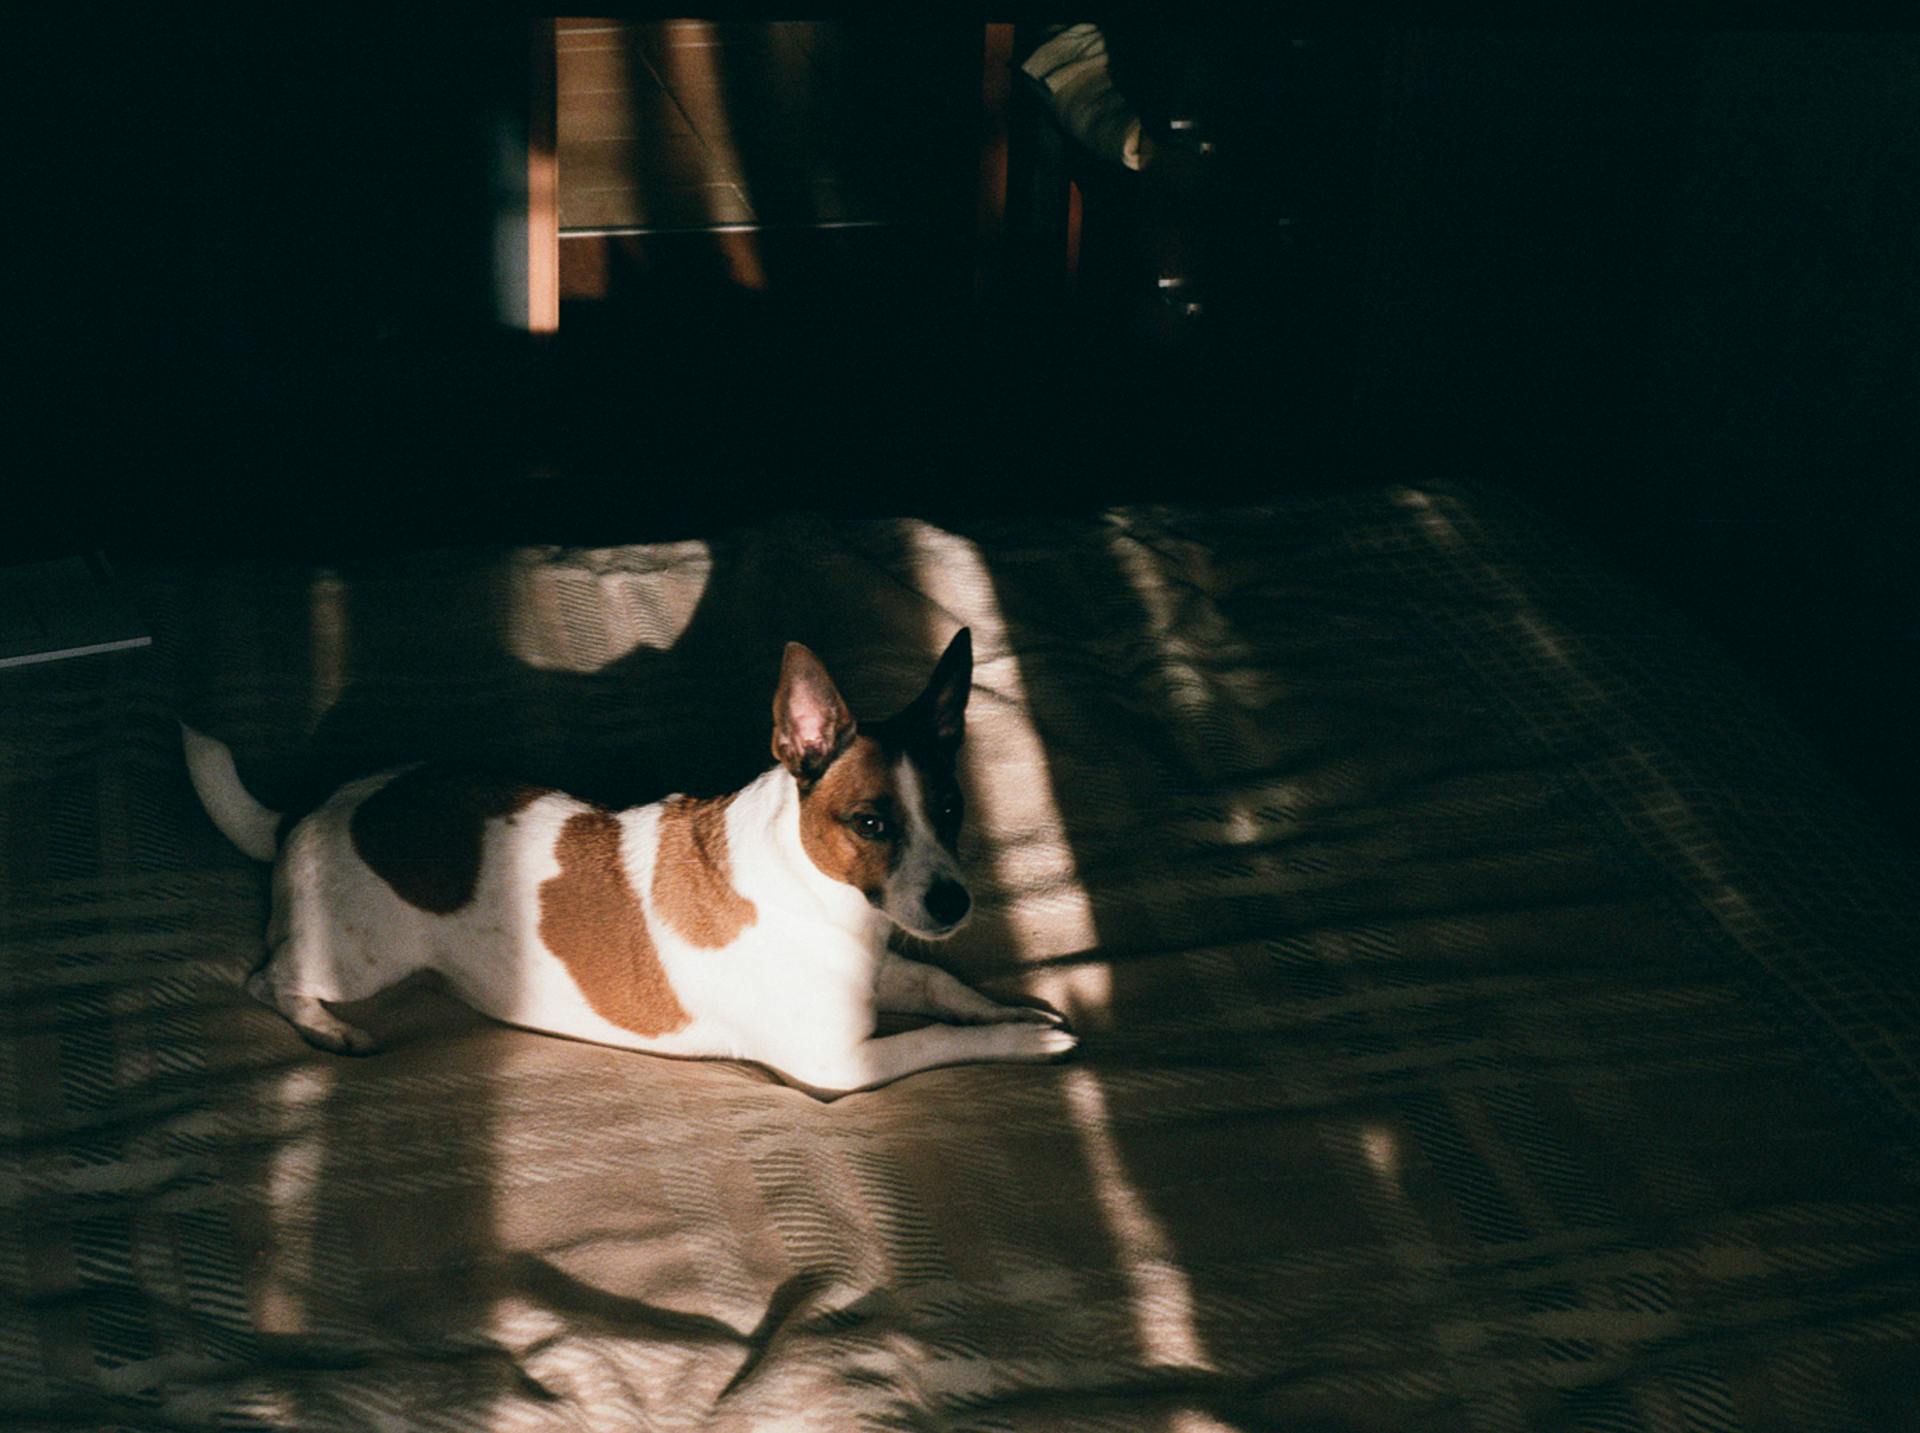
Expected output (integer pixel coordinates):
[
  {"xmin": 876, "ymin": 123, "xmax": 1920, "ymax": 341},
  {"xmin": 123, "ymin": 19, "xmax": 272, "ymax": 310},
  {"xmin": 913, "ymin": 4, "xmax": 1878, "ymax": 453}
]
[{"xmin": 5, "ymin": 483, "xmax": 1918, "ymax": 1430}]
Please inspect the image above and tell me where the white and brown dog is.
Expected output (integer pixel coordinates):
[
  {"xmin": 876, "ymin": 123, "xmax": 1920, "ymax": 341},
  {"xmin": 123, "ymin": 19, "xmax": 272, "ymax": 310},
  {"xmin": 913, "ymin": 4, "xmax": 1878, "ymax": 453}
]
[{"xmin": 182, "ymin": 629, "xmax": 1075, "ymax": 1095}]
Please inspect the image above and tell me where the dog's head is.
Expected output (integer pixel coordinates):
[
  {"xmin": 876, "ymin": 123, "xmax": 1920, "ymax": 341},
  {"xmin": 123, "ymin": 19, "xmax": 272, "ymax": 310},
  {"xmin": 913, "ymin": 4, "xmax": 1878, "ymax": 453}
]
[{"xmin": 772, "ymin": 629, "xmax": 974, "ymax": 939}]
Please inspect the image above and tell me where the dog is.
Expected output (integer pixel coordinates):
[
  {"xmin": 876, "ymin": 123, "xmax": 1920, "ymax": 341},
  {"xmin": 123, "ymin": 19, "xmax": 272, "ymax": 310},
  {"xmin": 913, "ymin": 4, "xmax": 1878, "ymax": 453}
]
[{"xmin": 182, "ymin": 629, "xmax": 1076, "ymax": 1095}]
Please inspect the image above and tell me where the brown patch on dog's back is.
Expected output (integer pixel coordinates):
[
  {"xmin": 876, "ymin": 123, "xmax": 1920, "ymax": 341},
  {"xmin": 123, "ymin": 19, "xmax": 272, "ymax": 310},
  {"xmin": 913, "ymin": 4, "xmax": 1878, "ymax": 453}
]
[
  {"xmin": 352, "ymin": 766, "xmax": 547, "ymax": 915},
  {"xmin": 797, "ymin": 736, "xmax": 901, "ymax": 901},
  {"xmin": 540, "ymin": 810, "xmax": 690, "ymax": 1037},
  {"xmin": 653, "ymin": 794, "xmax": 757, "ymax": 947}
]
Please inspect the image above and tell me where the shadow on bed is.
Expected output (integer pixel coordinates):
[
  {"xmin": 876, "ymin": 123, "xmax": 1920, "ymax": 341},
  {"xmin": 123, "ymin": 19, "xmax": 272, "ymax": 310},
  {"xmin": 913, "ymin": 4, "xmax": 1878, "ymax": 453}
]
[
  {"xmin": 154, "ymin": 490, "xmax": 1920, "ymax": 1429},
  {"xmin": 945, "ymin": 498, "xmax": 1920, "ymax": 1429}
]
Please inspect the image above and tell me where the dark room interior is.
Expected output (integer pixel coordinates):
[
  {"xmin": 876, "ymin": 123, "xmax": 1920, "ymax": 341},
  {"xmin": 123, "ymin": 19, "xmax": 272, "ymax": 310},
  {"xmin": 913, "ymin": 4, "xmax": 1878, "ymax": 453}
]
[{"xmin": 6, "ymin": 11, "xmax": 1920, "ymax": 1430}]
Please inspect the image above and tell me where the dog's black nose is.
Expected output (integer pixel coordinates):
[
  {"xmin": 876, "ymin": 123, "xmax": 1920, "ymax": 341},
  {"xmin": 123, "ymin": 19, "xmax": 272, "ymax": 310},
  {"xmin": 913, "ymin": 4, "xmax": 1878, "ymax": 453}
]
[{"xmin": 925, "ymin": 879, "xmax": 971, "ymax": 927}]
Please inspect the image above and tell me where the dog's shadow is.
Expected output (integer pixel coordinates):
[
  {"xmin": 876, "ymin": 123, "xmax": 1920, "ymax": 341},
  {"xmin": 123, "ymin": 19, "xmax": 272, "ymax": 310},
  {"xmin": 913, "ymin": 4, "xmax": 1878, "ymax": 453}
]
[{"xmin": 174, "ymin": 512, "xmax": 1024, "ymax": 968}]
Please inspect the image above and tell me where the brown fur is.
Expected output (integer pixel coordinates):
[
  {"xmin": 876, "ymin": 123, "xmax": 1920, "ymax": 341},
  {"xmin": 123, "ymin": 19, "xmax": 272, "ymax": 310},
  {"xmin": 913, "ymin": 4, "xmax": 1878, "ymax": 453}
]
[
  {"xmin": 653, "ymin": 794, "xmax": 757, "ymax": 947},
  {"xmin": 797, "ymin": 736, "xmax": 901, "ymax": 901},
  {"xmin": 771, "ymin": 642, "xmax": 855, "ymax": 785},
  {"xmin": 351, "ymin": 767, "xmax": 546, "ymax": 915},
  {"xmin": 539, "ymin": 810, "xmax": 691, "ymax": 1037}
]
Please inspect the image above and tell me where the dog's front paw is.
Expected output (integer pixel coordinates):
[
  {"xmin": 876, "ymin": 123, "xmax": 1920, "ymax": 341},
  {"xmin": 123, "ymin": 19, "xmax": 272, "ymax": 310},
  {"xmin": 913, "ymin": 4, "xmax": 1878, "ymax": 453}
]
[
  {"xmin": 304, "ymin": 1023, "xmax": 380, "ymax": 1057},
  {"xmin": 996, "ymin": 1020, "xmax": 1078, "ymax": 1063},
  {"xmin": 996, "ymin": 1002, "xmax": 1071, "ymax": 1030},
  {"xmin": 1030, "ymin": 1024, "xmax": 1079, "ymax": 1061},
  {"xmin": 268, "ymin": 992, "xmax": 380, "ymax": 1056}
]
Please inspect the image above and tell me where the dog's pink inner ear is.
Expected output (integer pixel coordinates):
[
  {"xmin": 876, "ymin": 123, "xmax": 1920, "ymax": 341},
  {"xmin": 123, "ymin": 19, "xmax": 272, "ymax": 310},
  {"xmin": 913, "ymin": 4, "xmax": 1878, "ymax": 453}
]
[{"xmin": 772, "ymin": 643, "xmax": 856, "ymax": 781}]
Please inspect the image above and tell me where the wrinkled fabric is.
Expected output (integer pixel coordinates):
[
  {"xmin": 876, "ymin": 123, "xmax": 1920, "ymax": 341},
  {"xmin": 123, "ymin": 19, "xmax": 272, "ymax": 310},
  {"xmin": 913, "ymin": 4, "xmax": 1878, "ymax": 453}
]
[
  {"xmin": 1020, "ymin": 23, "xmax": 1146, "ymax": 171},
  {"xmin": 4, "ymin": 486, "xmax": 1918, "ymax": 1431}
]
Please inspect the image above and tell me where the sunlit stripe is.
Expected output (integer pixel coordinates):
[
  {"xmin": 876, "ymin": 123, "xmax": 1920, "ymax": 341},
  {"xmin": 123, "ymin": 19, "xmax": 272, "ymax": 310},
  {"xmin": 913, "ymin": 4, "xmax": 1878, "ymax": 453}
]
[
  {"xmin": 256, "ymin": 1064, "xmax": 334, "ymax": 1336},
  {"xmin": 1106, "ymin": 522, "xmax": 1219, "ymax": 748},
  {"xmin": 905, "ymin": 523, "xmax": 1213, "ymax": 1376},
  {"xmin": 657, "ymin": 22, "xmax": 768, "ymax": 288},
  {"xmin": 1394, "ymin": 485, "xmax": 1463, "ymax": 548},
  {"xmin": 899, "ymin": 526, "xmax": 1101, "ymax": 1002},
  {"xmin": 1062, "ymin": 1069, "xmax": 1214, "ymax": 1373}
]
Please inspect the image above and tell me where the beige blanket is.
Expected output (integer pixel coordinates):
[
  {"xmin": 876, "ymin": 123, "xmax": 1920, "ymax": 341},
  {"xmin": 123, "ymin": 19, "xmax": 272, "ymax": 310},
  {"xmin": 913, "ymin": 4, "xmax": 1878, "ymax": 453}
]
[{"xmin": 4, "ymin": 487, "xmax": 1919, "ymax": 1430}]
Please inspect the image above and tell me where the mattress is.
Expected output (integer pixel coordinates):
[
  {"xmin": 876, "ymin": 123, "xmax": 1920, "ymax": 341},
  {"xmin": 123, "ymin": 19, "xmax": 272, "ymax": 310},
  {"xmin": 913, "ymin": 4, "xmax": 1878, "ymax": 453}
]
[{"xmin": 3, "ymin": 485, "xmax": 1918, "ymax": 1430}]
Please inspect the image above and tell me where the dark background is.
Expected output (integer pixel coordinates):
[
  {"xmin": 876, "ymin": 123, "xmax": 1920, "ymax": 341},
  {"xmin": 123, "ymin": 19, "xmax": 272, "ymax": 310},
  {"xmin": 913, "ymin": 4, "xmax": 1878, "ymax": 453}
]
[{"xmin": 13, "ymin": 12, "xmax": 1919, "ymax": 844}]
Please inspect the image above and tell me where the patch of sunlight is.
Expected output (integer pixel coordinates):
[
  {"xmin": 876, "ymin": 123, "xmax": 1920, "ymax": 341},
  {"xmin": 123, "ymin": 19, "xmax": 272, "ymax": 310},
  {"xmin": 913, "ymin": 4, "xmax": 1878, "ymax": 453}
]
[
  {"xmin": 1516, "ymin": 611, "xmax": 1573, "ymax": 669},
  {"xmin": 1223, "ymin": 805, "xmax": 1263, "ymax": 845},
  {"xmin": 658, "ymin": 21, "xmax": 767, "ymax": 287},
  {"xmin": 255, "ymin": 1063, "xmax": 334, "ymax": 1336},
  {"xmin": 905, "ymin": 521, "xmax": 1215, "ymax": 1380},
  {"xmin": 1397, "ymin": 488, "xmax": 1599, "ymax": 690},
  {"xmin": 307, "ymin": 568, "xmax": 348, "ymax": 722},
  {"xmin": 1064, "ymin": 1069, "xmax": 1216, "ymax": 1375},
  {"xmin": 899, "ymin": 524, "xmax": 1104, "ymax": 1012},
  {"xmin": 1360, "ymin": 1122, "xmax": 1402, "ymax": 1183},
  {"xmin": 713, "ymin": 228, "xmax": 768, "ymax": 290},
  {"xmin": 1391, "ymin": 486, "xmax": 1464, "ymax": 547},
  {"xmin": 499, "ymin": 542, "xmax": 712, "ymax": 673},
  {"xmin": 1624, "ymin": 754, "xmax": 1771, "ymax": 954}
]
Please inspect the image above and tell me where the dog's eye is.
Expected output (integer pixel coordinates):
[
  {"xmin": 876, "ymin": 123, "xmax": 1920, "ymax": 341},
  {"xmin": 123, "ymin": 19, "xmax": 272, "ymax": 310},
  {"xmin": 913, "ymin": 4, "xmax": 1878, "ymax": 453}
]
[
  {"xmin": 852, "ymin": 813, "xmax": 890, "ymax": 841},
  {"xmin": 938, "ymin": 796, "xmax": 960, "ymax": 822}
]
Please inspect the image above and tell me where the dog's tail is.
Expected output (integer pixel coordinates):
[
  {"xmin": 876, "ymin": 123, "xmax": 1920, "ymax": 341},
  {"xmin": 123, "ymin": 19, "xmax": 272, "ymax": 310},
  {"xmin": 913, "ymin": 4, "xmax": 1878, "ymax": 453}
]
[{"xmin": 181, "ymin": 723, "xmax": 281, "ymax": 861}]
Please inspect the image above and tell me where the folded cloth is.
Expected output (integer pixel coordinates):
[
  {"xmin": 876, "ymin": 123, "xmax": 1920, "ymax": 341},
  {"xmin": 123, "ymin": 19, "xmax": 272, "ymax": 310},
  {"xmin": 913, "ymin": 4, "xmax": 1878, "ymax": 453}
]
[{"xmin": 1018, "ymin": 23, "xmax": 1147, "ymax": 171}]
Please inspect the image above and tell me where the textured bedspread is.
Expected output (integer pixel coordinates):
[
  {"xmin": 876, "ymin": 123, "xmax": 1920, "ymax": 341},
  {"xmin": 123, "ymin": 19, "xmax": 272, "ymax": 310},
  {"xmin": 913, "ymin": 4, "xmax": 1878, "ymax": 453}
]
[{"xmin": 4, "ymin": 486, "xmax": 1919, "ymax": 1431}]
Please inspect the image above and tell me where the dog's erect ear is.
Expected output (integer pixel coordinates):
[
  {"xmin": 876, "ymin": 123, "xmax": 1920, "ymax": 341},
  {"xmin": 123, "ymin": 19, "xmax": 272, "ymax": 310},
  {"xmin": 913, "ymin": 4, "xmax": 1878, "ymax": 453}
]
[
  {"xmin": 904, "ymin": 627, "xmax": 972, "ymax": 750},
  {"xmin": 773, "ymin": 643, "xmax": 856, "ymax": 785}
]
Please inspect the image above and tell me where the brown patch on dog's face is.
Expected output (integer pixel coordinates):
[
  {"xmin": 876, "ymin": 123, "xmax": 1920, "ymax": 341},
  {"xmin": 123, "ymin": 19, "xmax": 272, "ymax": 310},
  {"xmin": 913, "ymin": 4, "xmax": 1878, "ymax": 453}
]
[
  {"xmin": 797, "ymin": 735, "xmax": 903, "ymax": 902},
  {"xmin": 539, "ymin": 810, "xmax": 691, "ymax": 1037},
  {"xmin": 351, "ymin": 766, "xmax": 547, "ymax": 915},
  {"xmin": 653, "ymin": 793, "xmax": 757, "ymax": 948}
]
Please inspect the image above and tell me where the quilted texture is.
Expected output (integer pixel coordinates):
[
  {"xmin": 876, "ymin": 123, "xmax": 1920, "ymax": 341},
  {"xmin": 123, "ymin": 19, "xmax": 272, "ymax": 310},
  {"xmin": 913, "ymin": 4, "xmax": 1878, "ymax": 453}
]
[{"xmin": 3, "ymin": 486, "xmax": 1918, "ymax": 1430}]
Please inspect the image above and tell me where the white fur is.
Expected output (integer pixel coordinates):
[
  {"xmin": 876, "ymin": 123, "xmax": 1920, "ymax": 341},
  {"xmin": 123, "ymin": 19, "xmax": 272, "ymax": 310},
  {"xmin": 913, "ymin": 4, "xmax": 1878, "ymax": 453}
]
[
  {"xmin": 188, "ymin": 731, "xmax": 1074, "ymax": 1096},
  {"xmin": 878, "ymin": 758, "xmax": 965, "ymax": 939},
  {"xmin": 182, "ymin": 723, "xmax": 280, "ymax": 860}
]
